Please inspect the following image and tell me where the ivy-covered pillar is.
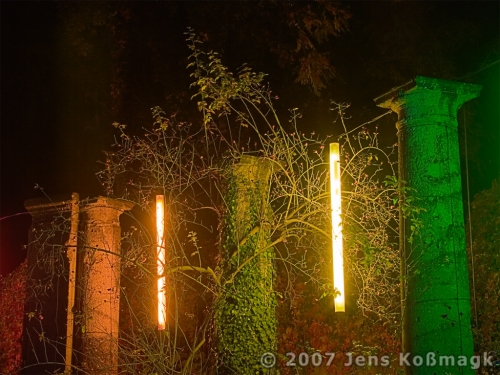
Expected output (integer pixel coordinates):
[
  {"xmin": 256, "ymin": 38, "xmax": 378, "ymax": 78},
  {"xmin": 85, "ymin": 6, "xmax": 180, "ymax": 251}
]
[
  {"xmin": 375, "ymin": 76, "xmax": 481, "ymax": 375},
  {"xmin": 217, "ymin": 155, "xmax": 277, "ymax": 374}
]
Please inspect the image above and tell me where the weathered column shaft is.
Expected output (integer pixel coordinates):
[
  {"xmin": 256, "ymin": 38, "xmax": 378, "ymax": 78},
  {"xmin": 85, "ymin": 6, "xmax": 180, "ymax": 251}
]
[
  {"xmin": 216, "ymin": 155, "xmax": 277, "ymax": 374},
  {"xmin": 376, "ymin": 76, "xmax": 481, "ymax": 375},
  {"xmin": 80, "ymin": 197, "xmax": 133, "ymax": 375}
]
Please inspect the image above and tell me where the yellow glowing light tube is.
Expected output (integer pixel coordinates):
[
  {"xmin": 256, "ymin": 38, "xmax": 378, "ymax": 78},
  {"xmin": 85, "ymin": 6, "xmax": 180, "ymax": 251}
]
[
  {"xmin": 156, "ymin": 195, "xmax": 166, "ymax": 330},
  {"xmin": 330, "ymin": 143, "xmax": 345, "ymax": 312}
]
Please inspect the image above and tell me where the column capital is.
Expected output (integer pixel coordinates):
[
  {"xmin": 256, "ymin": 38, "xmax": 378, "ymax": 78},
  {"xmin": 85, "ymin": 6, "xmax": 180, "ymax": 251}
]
[
  {"xmin": 83, "ymin": 196, "xmax": 135, "ymax": 214},
  {"xmin": 374, "ymin": 76, "xmax": 482, "ymax": 129},
  {"xmin": 233, "ymin": 155, "xmax": 281, "ymax": 185}
]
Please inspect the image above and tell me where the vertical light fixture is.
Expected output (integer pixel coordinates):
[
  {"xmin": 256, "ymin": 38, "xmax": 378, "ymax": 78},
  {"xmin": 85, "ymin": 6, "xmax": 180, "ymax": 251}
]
[
  {"xmin": 156, "ymin": 195, "xmax": 166, "ymax": 330},
  {"xmin": 330, "ymin": 143, "xmax": 345, "ymax": 312}
]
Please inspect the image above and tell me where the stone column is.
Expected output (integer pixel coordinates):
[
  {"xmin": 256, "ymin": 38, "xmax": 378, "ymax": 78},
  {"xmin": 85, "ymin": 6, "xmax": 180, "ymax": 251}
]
[
  {"xmin": 375, "ymin": 76, "xmax": 481, "ymax": 375},
  {"xmin": 79, "ymin": 197, "xmax": 134, "ymax": 375},
  {"xmin": 232, "ymin": 156, "xmax": 276, "ymax": 294},
  {"xmin": 217, "ymin": 155, "xmax": 278, "ymax": 374}
]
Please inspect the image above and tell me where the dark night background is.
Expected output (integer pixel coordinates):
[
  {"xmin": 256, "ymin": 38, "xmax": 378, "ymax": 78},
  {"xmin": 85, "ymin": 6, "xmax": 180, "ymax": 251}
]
[{"xmin": 1, "ymin": 1, "xmax": 499, "ymax": 276}]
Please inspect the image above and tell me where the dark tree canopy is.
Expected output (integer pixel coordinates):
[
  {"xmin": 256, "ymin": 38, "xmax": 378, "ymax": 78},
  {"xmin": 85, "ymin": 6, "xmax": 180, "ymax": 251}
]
[{"xmin": 0, "ymin": 1, "xmax": 498, "ymax": 276}]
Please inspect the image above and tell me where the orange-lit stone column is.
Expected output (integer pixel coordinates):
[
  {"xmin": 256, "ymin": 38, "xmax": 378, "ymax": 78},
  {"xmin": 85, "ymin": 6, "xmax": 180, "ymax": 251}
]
[{"xmin": 79, "ymin": 197, "xmax": 134, "ymax": 375}]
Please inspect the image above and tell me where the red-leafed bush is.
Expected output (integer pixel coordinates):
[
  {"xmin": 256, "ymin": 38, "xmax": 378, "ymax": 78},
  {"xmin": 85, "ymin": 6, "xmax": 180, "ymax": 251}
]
[
  {"xmin": 277, "ymin": 278, "xmax": 402, "ymax": 375},
  {"xmin": 0, "ymin": 259, "xmax": 27, "ymax": 375},
  {"xmin": 467, "ymin": 180, "xmax": 500, "ymax": 374}
]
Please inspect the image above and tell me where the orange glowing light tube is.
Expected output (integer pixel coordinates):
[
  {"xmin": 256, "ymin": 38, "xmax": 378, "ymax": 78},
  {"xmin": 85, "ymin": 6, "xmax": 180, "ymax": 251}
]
[
  {"xmin": 156, "ymin": 195, "xmax": 166, "ymax": 330},
  {"xmin": 330, "ymin": 143, "xmax": 345, "ymax": 312}
]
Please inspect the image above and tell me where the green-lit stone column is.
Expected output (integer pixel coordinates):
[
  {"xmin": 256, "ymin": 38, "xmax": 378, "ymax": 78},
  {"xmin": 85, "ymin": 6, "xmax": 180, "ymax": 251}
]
[
  {"xmin": 216, "ymin": 155, "xmax": 277, "ymax": 374},
  {"xmin": 375, "ymin": 76, "xmax": 481, "ymax": 375}
]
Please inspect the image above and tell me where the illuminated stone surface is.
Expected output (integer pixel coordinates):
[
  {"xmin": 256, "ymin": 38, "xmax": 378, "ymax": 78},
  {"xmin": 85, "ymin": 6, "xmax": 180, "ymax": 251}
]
[
  {"xmin": 376, "ymin": 76, "xmax": 482, "ymax": 375},
  {"xmin": 22, "ymin": 195, "xmax": 133, "ymax": 374},
  {"xmin": 79, "ymin": 197, "xmax": 134, "ymax": 375}
]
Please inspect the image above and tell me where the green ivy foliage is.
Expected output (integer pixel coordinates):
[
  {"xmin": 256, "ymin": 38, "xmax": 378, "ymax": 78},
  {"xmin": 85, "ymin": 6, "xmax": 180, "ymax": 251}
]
[
  {"xmin": 215, "ymin": 174, "xmax": 277, "ymax": 374},
  {"xmin": 383, "ymin": 175, "xmax": 425, "ymax": 245}
]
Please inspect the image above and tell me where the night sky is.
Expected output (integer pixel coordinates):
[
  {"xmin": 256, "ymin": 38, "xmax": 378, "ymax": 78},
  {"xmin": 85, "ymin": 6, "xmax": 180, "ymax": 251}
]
[{"xmin": 1, "ymin": 1, "xmax": 499, "ymax": 276}]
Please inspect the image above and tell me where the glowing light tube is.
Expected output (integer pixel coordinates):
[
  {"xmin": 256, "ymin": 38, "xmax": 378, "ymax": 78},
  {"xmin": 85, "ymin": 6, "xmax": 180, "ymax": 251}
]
[
  {"xmin": 156, "ymin": 195, "xmax": 166, "ymax": 330},
  {"xmin": 330, "ymin": 143, "xmax": 345, "ymax": 312}
]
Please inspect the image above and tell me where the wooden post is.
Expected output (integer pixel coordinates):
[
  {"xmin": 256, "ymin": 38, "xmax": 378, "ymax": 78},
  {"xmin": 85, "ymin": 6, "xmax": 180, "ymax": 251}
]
[{"xmin": 64, "ymin": 193, "xmax": 80, "ymax": 373}]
